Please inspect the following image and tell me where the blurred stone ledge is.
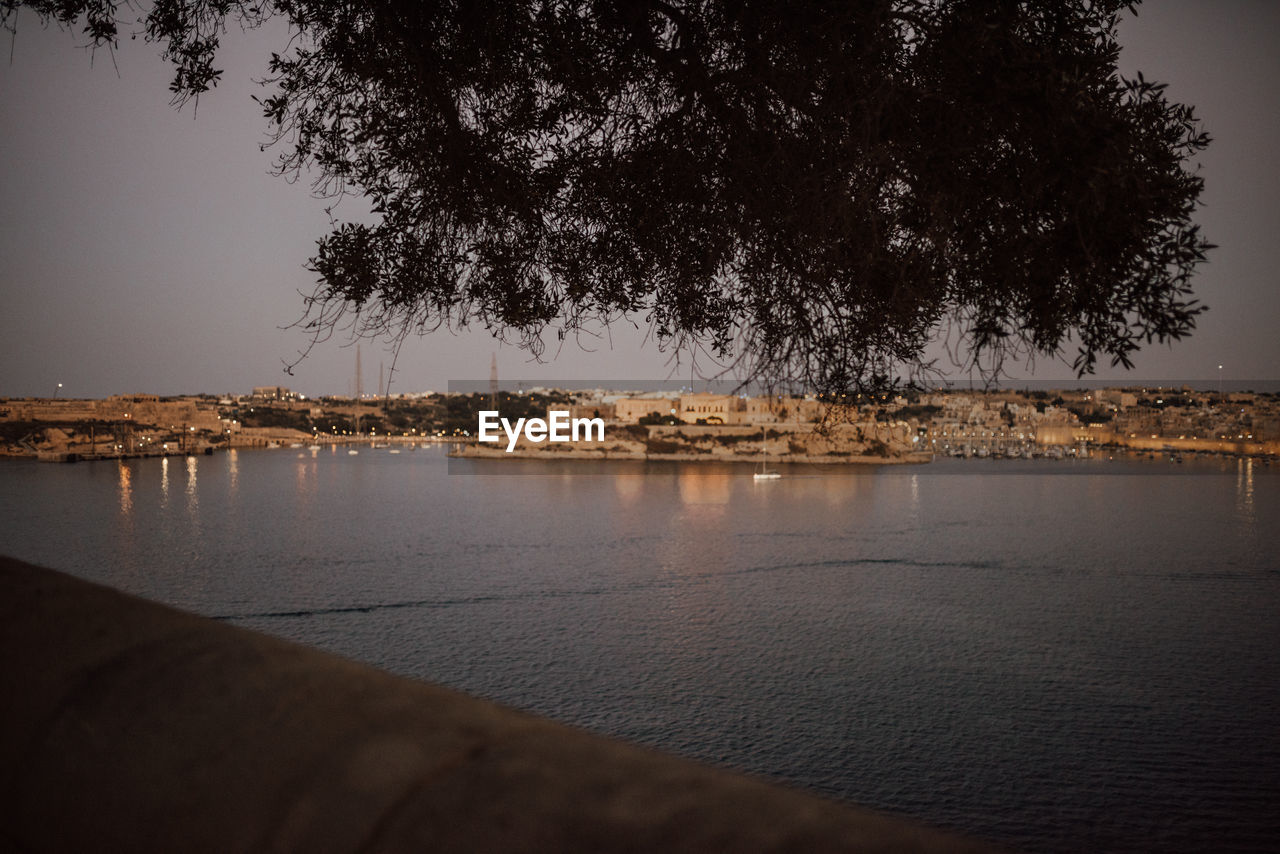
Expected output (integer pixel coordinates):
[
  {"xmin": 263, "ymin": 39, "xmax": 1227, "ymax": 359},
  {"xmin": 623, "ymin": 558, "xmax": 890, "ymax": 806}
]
[{"xmin": 0, "ymin": 555, "xmax": 999, "ymax": 853}]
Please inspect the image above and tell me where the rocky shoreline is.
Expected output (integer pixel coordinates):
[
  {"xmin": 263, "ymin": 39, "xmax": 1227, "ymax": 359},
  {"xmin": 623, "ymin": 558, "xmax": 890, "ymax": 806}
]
[
  {"xmin": 451, "ymin": 442, "xmax": 930, "ymax": 467},
  {"xmin": 453, "ymin": 446, "xmax": 932, "ymax": 465}
]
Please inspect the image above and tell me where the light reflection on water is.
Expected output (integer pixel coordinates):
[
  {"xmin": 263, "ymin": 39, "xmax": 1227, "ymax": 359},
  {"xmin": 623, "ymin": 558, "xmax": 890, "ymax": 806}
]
[
  {"xmin": 677, "ymin": 469, "xmax": 730, "ymax": 506},
  {"xmin": 1, "ymin": 448, "xmax": 1278, "ymax": 853},
  {"xmin": 1237, "ymin": 456, "xmax": 1254, "ymax": 520},
  {"xmin": 159, "ymin": 456, "xmax": 169, "ymax": 507},
  {"xmin": 185, "ymin": 455, "xmax": 199, "ymax": 515},
  {"xmin": 294, "ymin": 455, "xmax": 317, "ymax": 513},
  {"xmin": 227, "ymin": 448, "xmax": 239, "ymax": 496},
  {"xmin": 117, "ymin": 460, "xmax": 132, "ymax": 517}
]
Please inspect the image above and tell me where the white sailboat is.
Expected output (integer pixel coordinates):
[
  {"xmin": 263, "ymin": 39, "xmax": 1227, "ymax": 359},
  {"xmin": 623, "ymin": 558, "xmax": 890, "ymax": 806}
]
[{"xmin": 753, "ymin": 444, "xmax": 781, "ymax": 480}]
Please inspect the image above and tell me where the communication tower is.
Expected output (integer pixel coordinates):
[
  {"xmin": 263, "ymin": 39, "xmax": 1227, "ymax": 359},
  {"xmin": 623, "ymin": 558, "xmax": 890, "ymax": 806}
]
[
  {"xmin": 489, "ymin": 353, "xmax": 499, "ymax": 410},
  {"xmin": 355, "ymin": 345, "xmax": 363, "ymax": 401}
]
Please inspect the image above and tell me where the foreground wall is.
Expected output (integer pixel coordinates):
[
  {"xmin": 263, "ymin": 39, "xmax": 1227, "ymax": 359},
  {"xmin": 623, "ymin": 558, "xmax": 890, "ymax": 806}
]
[{"xmin": 0, "ymin": 556, "xmax": 996, "ymax": 853}]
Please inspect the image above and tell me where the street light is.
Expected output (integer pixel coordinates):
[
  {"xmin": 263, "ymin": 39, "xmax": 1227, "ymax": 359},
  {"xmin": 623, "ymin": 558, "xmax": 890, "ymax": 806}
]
[
  {"xmin": 54, "ymin": 382, "xmax": 62, "ymax": 399},
  {"xmin": 1218, "ymin": 364, "xmax": 1223, "ymax": 398}
]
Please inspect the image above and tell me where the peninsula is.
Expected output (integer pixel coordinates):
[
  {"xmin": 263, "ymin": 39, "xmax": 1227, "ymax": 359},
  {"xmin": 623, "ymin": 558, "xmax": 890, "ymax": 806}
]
[{"xmin": 4, "ymin": 384, "xmax": 1278, "ymax": 462}]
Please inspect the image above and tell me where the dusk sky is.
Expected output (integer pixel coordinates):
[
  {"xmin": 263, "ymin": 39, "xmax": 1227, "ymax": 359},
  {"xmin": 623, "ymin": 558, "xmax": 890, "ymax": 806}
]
[{"xmin": 2, "ymin": 1, "xmax": 1277, "ymax": 399}]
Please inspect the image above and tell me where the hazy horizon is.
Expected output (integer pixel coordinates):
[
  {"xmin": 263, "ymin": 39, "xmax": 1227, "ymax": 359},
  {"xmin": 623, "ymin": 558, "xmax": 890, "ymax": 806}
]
[{"xmin": 2, "ymin": 2, "xmax": 1278, "ymax": 398}]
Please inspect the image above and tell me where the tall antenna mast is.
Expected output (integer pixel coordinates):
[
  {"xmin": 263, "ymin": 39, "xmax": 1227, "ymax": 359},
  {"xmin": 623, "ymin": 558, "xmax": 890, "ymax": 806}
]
[
  {"xmin": 355, "ymin": 345, "xmax": 363, "ymax": 401},
  {"xmin": 489, "ymin": 353, "xmax": 499, "ymax": 410}
]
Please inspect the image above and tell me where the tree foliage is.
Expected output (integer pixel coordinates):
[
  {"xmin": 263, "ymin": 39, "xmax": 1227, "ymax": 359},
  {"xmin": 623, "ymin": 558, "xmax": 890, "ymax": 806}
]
[{"xmin": 5, "ymin": 0, "xmax": 1212, "ymax": 391}]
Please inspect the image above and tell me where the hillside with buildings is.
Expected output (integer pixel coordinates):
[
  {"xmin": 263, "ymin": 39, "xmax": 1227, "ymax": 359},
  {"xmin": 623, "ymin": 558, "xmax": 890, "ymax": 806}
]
[{"xmin": 4, "ymin": 385, "xmax": 1278, "ymax": 462}]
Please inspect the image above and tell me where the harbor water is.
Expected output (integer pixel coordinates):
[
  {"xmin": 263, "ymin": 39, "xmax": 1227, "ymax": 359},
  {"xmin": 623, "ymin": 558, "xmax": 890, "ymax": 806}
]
[{"xmin": 2, "ymin": 446, "xmax": 1277, "ymax": 851}]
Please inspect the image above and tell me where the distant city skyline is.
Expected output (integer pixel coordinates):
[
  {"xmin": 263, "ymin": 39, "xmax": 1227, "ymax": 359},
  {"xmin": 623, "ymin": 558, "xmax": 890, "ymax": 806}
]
[{"xmin": 2, "ymin": 1, "xmax": 1278, "ymax": 398}]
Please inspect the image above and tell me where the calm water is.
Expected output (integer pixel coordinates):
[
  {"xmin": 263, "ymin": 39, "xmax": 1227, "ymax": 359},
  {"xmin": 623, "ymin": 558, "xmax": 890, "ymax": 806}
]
[{"xmin": 3, "ymin": 447, "xmax": 1278, "ymax": 851}]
